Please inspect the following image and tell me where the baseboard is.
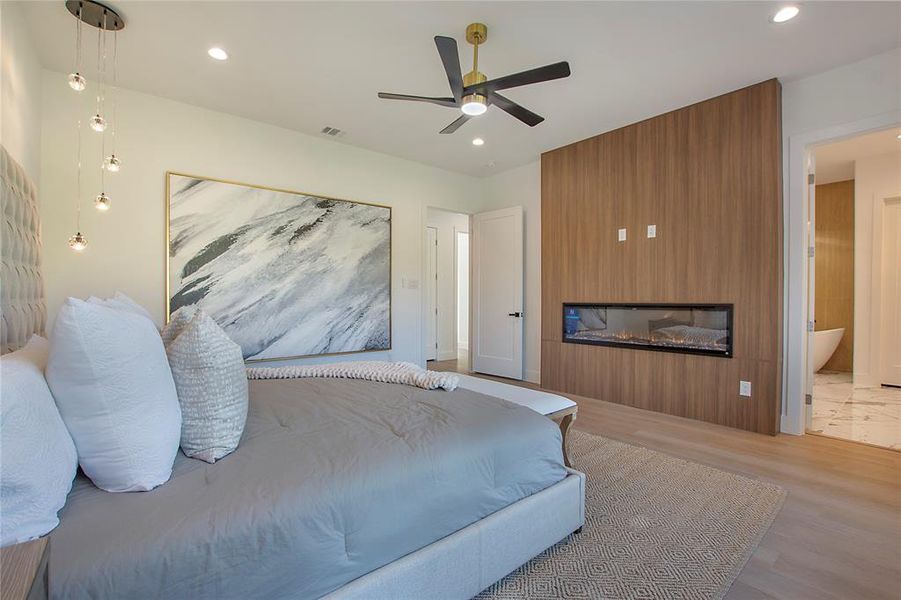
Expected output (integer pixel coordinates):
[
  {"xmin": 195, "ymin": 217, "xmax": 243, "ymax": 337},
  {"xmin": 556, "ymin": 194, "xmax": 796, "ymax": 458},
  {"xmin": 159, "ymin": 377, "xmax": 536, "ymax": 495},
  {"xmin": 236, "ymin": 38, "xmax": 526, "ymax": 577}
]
[{"xmin": 438, "ymin": 350, "xmax": 458, "ymax": 361}]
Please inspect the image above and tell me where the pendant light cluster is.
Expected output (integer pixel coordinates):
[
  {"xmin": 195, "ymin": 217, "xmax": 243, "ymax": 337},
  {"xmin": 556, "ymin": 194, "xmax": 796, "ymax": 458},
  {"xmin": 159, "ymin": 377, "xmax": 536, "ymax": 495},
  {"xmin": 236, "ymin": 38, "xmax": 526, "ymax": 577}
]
[{"xmin": 65, "ymin": 0, "xmax": 124, "ymax": 252}]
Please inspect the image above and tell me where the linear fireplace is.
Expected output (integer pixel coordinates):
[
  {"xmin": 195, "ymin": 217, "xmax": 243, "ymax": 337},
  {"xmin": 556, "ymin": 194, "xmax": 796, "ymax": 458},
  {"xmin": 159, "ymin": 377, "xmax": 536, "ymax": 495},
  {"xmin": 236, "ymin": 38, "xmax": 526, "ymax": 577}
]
[{"xmin": 563, "ymin": 303, "xmax": 733, "ymax": 357}]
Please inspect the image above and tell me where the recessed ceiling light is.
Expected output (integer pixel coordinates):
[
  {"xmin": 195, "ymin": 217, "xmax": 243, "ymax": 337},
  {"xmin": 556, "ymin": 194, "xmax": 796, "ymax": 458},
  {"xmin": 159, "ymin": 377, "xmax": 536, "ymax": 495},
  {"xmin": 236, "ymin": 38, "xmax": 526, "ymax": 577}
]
[
  {"xmin": 208, "ymin": 47, "xmax": 228, "ymax": 61},
  {"xmin": 772, "ymin": 6, "xmax": 799, "ymax": 23},
  {"xmin": 472, "ymin": 138, "xmax": 485, "ymax": 146},
  {"xmin": 896, "ymin": 133, "xmax": 901, "ymax": 140}
]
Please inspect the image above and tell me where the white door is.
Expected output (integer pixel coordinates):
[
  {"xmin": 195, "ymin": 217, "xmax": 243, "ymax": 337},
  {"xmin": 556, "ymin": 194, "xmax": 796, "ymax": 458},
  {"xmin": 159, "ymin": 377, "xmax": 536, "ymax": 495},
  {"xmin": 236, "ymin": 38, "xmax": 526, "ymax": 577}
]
[
  {"xmin": 426, "ymin": 226, "xmax": 438, "ymax": 361},
  {"xmin": 880, "ymin": 198, "xmax": 901, "ymax": 386},
  {"xmin": 805, "ymin": 155, "xmax": 816, "ymax": 429},
  {"xmin": 472, "ymin": 206, "xmax": 523, "ymax": 379}
]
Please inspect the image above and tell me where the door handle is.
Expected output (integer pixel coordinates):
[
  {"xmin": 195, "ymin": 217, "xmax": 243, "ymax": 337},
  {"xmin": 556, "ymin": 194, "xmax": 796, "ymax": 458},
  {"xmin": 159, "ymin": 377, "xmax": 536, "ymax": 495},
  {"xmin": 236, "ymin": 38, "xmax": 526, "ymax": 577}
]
[{"xmin": 507, "ymin": 312, "xmax": 523, "ymax": 318}]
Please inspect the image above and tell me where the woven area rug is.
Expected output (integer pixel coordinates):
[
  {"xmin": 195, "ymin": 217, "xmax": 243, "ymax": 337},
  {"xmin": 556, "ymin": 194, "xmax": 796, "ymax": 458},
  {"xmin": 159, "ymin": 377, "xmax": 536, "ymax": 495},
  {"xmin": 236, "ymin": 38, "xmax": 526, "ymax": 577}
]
[{"xmin": 477, "ymin": 430, "xmax": 786, "ymax": 600}]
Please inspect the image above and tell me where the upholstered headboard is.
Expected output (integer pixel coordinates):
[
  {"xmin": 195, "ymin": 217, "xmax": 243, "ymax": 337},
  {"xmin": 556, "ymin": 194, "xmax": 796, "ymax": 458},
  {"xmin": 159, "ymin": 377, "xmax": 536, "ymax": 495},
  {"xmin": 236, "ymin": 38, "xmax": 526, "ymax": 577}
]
[{"xmin": 1, "ymin": 145, "xmax": 46, "ymax": 354}]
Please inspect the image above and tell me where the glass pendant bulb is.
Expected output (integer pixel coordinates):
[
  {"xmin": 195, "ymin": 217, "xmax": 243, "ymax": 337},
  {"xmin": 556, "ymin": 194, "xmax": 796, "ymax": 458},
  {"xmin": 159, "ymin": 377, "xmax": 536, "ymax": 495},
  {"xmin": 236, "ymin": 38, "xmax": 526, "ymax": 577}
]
[
  {"xmin": 89, "ymin": 113, "xmax": 106, "ymax": 132},
  {"xmin": 68, "ymin": 232, "xmax": 88, "ymax": 251},
  {"xmin": 104, "ymin": 154, "xmax": 121, "ymax": 172},
  {"xmin": 68, "ymin": 72, "xmax": 86, "ymax": 91},
  {"xmin": 94, "ymin": 192, "xmax": 111, "ymax": 211}
]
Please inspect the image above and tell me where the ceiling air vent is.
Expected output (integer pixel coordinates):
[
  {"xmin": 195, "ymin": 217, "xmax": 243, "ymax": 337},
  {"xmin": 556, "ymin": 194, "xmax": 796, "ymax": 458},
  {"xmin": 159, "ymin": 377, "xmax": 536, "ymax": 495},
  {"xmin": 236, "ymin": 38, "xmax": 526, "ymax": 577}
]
[{"xmin": 320, "ymin": 126, "xmax": 345, "ymax": 138}]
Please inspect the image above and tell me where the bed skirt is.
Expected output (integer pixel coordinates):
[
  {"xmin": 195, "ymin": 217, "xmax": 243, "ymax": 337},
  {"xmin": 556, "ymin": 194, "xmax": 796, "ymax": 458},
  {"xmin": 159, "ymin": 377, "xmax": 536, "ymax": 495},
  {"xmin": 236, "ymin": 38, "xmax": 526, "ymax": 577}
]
[{"xmin": 326, "ymin": 468, "xmax": 586, "ymax": 600}]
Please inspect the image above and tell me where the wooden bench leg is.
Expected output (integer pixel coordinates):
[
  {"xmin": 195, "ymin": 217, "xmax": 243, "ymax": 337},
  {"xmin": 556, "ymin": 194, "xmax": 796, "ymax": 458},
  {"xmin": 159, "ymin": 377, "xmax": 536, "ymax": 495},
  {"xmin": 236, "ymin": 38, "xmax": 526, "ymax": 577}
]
[{"xmin": 557, "ymin": 413, "xmax": 574, "ymax": 468}]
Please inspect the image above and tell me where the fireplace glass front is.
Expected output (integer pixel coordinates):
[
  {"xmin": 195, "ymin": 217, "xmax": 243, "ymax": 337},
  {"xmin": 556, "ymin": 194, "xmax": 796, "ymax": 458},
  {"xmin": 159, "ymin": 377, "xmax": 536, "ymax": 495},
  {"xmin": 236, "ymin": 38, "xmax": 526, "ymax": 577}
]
[{"xmin": 562, "ymin": 303, "xmax": 733, "ymax": 357}]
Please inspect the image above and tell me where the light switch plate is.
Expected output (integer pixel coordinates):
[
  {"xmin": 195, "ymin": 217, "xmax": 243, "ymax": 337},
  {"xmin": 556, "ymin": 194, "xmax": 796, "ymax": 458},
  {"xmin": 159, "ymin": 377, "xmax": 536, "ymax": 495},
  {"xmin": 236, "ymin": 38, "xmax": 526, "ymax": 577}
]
[
  {"xmin": 739, "ymin": 380, "xmax": 752, "ymax": 397},
  {"xmin": 402, "ymin": 278, "xmax": 420, "ymax": 290},
  {"xmin": 647, "ymin": 224, "xmax": 657, "ymax": 238},
  {"xmin": 617, "ymin": 228, "xmax": 627, "ymax": 242}
]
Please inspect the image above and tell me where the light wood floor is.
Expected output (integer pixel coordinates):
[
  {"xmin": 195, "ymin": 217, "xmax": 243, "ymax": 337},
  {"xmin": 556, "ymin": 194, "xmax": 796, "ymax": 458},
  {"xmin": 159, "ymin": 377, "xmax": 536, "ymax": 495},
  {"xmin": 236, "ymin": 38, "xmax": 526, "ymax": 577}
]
[{"xmin": 432, "ymin": 359, "xmax": 901, "ymax": 600}]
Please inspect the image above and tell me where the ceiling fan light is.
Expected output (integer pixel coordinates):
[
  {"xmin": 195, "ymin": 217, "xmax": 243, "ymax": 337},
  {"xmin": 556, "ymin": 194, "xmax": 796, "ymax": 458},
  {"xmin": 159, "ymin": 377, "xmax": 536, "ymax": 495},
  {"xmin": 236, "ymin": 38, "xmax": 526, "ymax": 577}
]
[{"xmin": 461, "ymin": 94, "xmax": 488, "ymax": 116}]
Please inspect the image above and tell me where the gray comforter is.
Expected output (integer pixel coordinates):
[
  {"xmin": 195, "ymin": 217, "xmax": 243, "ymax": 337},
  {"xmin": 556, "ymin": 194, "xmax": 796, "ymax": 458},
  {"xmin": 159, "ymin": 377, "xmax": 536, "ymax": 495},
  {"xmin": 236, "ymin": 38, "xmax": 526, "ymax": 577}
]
[{"xmin": 48, "ymin": 378, "xmax": 567, "ymax": 599}]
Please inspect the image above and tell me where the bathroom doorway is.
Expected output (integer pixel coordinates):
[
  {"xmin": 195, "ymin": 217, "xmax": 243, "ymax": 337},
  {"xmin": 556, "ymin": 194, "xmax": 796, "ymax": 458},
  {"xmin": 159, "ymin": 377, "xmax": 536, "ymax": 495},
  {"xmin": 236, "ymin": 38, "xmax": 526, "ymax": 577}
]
[{"xmin": 807, "ymin": 127, "xmax": 901, "ymax": 450}]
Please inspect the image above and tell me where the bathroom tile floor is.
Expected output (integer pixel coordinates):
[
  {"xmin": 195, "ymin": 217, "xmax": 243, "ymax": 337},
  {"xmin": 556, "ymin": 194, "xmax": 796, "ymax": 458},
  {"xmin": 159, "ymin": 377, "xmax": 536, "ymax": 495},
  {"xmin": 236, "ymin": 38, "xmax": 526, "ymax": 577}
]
[{"xmin": 811, "ymin": 372, "xmax": 901, "ymax": 450}]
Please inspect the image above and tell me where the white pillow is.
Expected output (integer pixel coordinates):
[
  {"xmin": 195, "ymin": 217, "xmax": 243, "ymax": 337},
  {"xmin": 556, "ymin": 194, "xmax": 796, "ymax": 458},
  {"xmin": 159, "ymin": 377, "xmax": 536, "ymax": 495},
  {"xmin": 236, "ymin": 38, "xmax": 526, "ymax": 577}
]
[
  {"xmin": 0, "ymin": 336, "xmax": 78, "ymax": 546},
  {"xmin": 166, "ymin": 310, "xmax": 248, "ymax": 463},
  {"xmin": 87, "ymin": 291, "xmax": 155, "ymax": 323},
  {"xmin": 46, "ymin": 298, "xmax": 182, "ymax": 492}
]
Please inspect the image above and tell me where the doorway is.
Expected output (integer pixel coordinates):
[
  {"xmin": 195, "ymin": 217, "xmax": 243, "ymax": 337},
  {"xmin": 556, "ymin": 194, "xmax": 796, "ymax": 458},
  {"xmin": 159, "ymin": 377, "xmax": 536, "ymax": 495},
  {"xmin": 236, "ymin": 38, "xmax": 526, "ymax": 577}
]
[
  {"xmin": 806, "ymin": 128, "xmax": 901, "ymax": 450},
  {"xmin": 424, "ymin": 208, "xmax": 470, "ymax": 366}
]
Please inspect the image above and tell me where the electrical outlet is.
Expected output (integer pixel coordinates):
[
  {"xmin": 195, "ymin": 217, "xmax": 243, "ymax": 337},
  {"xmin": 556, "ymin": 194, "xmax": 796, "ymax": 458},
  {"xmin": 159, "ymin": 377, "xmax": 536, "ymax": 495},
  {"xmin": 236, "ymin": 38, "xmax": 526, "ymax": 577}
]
[
  {"xmin": 617, "ymin": 228, "xmax": 627, "ymax": 242},
  {"xmin": 647, "ymin": 224, "xmax": 657, "ymax": 238},
  {"xmin": 739, "ymin": 380, "xmax": 752, "ymax": 397}
]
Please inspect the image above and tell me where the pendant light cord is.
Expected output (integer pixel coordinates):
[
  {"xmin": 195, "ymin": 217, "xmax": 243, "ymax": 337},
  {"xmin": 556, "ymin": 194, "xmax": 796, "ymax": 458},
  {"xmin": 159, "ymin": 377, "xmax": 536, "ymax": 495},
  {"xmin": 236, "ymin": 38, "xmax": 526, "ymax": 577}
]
[
  {"xmin": 98, "ymin": 11, "xmax": 107, "ymax": 188},
  {"xmin": 72, "ymin": 4, "xmax": 82, "ymax": 74},
  {"xmin": 111, "ymin": 28, "xmax": 118, "ymax": 154},
  {"xmin": 75, "ymin": 118, "xmax": 83, "ymax": 230},
  {"xmin": 96, "ymin": 11, "xmax": 106, "ymax": 118}
]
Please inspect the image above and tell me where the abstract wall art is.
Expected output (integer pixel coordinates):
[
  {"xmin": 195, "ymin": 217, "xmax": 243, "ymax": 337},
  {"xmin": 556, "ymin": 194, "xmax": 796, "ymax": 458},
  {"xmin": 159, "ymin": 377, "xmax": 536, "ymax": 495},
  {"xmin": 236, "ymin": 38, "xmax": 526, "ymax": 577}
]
[{"xmin": 167, "ymin": 173, "xmax": 391, "ymax": 361}]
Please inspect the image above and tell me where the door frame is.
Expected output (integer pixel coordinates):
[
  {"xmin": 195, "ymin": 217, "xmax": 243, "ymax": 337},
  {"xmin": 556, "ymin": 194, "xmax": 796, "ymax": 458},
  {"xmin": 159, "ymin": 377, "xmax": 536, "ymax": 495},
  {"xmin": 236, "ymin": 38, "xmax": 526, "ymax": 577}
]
[
  {"xmin": 421, "ymin": 208, "xmax": 473, "ymax": 367},
  {"xmin": 425, "ymin": 226, "xmax": 439, "ymax": 361},
  {"xmin": 804, "ymin": 154, "xmax": 816, "ymax": 432},
  {"xmin": 454, "ymin": 228, "xmax": 471, "ymax": 364},
  {"xmin": 783, "ymin": 111, "xmax": 900, "ymax": 435},
  {"xmin": 877, "ymin": 197, "xmax": 901, "ymax": 386}
]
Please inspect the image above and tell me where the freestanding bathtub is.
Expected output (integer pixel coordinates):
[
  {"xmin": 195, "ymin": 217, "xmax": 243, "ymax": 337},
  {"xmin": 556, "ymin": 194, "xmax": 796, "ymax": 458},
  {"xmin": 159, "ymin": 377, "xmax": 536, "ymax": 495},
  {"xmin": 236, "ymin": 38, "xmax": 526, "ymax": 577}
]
[{"xmin": 813, "ymin": 328, "xmax": 845, "ymax": 372}]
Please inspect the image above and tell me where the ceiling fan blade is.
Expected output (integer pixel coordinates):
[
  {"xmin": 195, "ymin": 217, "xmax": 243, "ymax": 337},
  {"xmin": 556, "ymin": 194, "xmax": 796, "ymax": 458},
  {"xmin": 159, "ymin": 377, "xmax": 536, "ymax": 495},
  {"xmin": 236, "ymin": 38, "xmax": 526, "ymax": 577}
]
[
  {"xmin": 465, "ymin": 61, "xmax": 571, "ymax": 95},
  {"xmin": 377, "ymin": 92, "xmax": 457, "ymax": 108},
  {"xmin": 489, "ymin": 93, "xmax": 545, "ymax": 127},
  {"xmin": 434, "ymin": 36, "xmax": 464, "ymax": 103},
  {"xmin": 439, "ymin": 114, "xmax": 471, "ymax": 134}
]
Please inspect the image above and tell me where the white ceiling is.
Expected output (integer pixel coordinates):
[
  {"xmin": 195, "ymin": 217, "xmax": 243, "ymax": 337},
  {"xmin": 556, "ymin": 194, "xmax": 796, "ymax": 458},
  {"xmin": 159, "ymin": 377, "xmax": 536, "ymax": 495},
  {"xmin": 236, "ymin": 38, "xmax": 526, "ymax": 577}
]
[
  {"xmin": 19, "ymin": 1, "xmax": 901, "ymax": 177},
  {"xmin": 814, "ymin": 128, "xmax": 901, "ymax": 184}
]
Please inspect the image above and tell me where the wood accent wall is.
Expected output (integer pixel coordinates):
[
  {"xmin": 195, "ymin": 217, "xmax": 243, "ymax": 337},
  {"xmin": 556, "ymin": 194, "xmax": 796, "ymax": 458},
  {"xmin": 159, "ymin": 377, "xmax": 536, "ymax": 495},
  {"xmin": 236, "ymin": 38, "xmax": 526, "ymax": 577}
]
[
  {"xmin": 814, "ymin": 180, "xmax": 855, "ymax": 372},
  {"xmin": 540, "ymin": 80, "xmax": 783, "ymax": 435}
]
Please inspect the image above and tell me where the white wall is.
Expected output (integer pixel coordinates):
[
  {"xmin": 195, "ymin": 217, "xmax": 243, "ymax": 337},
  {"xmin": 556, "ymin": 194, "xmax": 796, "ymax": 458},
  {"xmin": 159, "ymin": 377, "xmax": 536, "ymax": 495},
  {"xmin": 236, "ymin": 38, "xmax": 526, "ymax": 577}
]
[
  {"xmin": 482, "ymin": 161, "xmax": 541, "ymax": 383},
  {"xmin": 40, "ymin": 69, "xmax": 485, "ymax": 367},
  {"xmin": 1, "ymin": 1, "xmax": 43, "ymax": 182},
  {"xmin": 853, "ymin": 151, "xmax": 901, "ymax": 386},
  {"xmin": 781, "ymin": 47, "xmax": 901, "ymax": 434},
  {"xmin": 425, "ymin": 207, "xmax": 469, "ymax": 361}
]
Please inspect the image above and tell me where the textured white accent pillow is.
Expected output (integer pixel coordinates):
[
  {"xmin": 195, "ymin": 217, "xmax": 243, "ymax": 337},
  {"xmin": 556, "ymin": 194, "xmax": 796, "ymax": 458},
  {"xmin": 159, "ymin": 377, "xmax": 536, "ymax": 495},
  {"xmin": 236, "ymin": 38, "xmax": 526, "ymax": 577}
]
[
  {"xmin": 46, "ymin": 299, "xmax": 182, "ymax": 492},
  {"xmin": 0, "ymin": 336, "xmax": 78, "ymax": 546},
  {"xmin": 165, "ymin": 310, "xmax": 248, "ymax": 463},
  {"xmin": 87, "ymin": 292, "xmax": 155, "ymax": 323},
  {"xmin": 160, "ymin": 305, "xmax": 197, "ymax": 347}
]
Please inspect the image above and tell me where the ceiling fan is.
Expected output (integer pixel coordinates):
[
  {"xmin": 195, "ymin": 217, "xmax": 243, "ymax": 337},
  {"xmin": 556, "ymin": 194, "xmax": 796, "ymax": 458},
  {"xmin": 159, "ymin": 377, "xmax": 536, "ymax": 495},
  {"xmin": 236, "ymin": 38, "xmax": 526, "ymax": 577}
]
[{"xmin": 378, "ymin": 23, "xmax": 571, "ymax": 134}]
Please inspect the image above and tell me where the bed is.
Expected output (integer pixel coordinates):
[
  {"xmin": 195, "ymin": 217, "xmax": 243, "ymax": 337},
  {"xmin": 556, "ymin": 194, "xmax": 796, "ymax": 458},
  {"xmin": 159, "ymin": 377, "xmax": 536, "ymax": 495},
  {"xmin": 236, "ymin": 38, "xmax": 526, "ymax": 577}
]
[
  {"xmin": 1, "ymin": 146, "xmax": 584, "ymax": 599},
  {"xmin": 45, "ymin": 378, "xmax": 579, "ymax": 599}
]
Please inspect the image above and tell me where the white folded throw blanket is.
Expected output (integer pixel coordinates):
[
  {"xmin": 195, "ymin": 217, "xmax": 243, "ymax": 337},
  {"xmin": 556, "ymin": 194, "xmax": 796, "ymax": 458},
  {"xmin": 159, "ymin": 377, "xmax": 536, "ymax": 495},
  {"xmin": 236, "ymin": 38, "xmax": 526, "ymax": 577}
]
[{"xmin": 246, "ymin": 361, "xmax": 459, "ymax": 391}]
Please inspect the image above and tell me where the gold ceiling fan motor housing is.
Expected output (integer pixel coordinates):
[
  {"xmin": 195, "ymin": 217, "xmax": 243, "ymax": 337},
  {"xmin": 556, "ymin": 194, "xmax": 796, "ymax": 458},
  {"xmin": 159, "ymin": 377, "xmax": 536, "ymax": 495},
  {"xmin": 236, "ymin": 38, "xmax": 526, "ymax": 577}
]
[{"xmin": 462, "ymin": 23, "xmax": 488, "ymax": 112}]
